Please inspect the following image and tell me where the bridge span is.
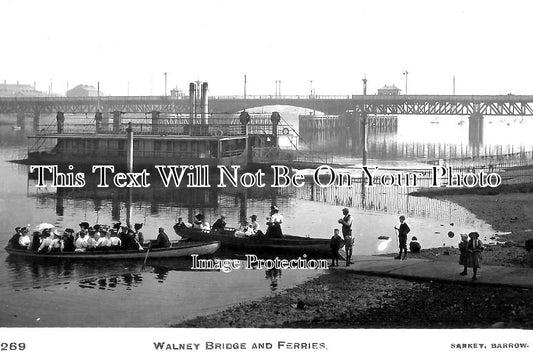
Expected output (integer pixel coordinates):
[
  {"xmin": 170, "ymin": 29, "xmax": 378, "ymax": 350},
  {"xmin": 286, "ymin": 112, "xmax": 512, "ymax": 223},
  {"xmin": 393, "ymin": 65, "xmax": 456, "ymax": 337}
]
[{"xmin": 2, "ymin": 94, "xmax": 533, "ymax": 116}]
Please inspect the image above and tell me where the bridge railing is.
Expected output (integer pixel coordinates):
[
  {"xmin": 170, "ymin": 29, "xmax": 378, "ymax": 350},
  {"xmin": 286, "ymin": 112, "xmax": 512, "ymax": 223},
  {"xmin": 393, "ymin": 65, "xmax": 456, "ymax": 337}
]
[
  {"xmin": 33, "ymin": 121, "xmax": 295, "ymax": 138},
  {"xmin": 210, "ymin": 95, "xmax": 352, "ymax": 100}
]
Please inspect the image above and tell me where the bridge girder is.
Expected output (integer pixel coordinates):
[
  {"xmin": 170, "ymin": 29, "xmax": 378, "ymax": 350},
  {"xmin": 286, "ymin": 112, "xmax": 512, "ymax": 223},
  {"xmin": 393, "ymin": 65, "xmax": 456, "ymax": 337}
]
[{"xmin": 2, "ymin": 95, "xmax": 533, "ymax": 116}]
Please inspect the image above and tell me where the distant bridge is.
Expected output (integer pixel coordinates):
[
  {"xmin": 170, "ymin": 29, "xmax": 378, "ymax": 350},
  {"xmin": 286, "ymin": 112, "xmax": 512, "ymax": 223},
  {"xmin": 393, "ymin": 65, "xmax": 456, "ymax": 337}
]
[{"xmin": 2, "ymin": 95, "xmax": 533, "ymax": 116}]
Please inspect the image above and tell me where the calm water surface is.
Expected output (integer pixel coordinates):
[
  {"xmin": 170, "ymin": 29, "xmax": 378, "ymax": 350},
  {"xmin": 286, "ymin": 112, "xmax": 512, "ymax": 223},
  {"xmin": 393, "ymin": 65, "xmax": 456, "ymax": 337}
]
[{"xmin": 1, "ymin": 112, "xmax": 530, "ymax": 327}]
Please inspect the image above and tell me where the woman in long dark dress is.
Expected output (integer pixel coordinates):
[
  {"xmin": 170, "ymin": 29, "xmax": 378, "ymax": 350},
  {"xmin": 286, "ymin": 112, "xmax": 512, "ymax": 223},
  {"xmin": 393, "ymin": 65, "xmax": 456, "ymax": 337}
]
[{"xmin": 467, "ymin": 232, "xmax": 484, "ymax": 281}]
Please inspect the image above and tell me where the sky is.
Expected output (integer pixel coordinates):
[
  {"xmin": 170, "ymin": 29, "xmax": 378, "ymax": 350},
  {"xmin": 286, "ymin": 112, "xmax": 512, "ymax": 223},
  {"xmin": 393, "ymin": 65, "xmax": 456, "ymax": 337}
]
[{"xmin": 1, "ymin": 0, "xmax": 532, "ymax": 96}]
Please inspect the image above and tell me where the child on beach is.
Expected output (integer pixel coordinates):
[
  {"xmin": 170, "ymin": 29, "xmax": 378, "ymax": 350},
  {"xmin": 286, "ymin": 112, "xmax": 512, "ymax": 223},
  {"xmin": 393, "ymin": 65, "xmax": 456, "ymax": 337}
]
[
  {"xmin": 329, "ymin": 229, "xmax": 344, "ymax": 267},
  {"xmin": 458, "ymin": 234, "xmax": 469, "ymax": 275},
  {"xmin": 409, "ymin": 236, "xmax": 421, "ymax": 253},
  {"xmin": 394, "ymin": 215, "xmax": 410, "ymax": 260}
]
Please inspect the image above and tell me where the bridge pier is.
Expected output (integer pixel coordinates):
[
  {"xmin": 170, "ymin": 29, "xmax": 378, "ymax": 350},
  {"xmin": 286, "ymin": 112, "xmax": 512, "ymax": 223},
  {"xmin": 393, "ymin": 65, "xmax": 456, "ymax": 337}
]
[
  {"xmin": 16, "ymin": 112, "xmax": 25, "ymax": 128},
  {"xmin": 95, "ymin": 111, "xmax": 103, "ymax": 133},
  {"xmin": 151, "ymin": 111, "xmax": 160, "ymax": 134},
  {"xmin": 468, "ymin": 112, "xmax": 484, "ymax": 156},
  {"xmin": 113, "ymin": 111, "xmax": 122, "ymax": 133},
  {"xmin": 56, "ymin": 111, "xmax": 65, "ymax": 133},
  {"xmin": 271, "ymin": 112, "xmax": 281, "ymax": 147},
  {"xmin": 102, "ymin": 111, "xmax": 110, "ymax": 131},
  {"xmin": 33, "ymin": 111, "xmax": 40, "ymax": 132}
]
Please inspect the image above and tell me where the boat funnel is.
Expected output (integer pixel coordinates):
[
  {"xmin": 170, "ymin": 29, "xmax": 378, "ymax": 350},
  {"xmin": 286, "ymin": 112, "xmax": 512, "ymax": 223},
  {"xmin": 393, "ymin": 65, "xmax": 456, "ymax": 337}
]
[
  {"xmin": 201, "ymin": 82, "xmax": 208, "ymax": 124},
  {"xmin": 189, "ymin": 82, "xmax": 196, "ymax": 125}
]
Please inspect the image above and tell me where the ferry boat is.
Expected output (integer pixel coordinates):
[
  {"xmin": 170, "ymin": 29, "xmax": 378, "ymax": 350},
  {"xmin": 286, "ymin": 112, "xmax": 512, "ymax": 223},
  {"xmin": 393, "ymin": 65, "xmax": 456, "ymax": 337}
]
[
  {"xmin": 5, "ymin": 241, "xmax": 221, "ymax": 260},
  {"xmin": 26, "ymin": 112, "xmax": 286, "ymax": 169},
  {"xmin": 174, "ymin": 226, "xmax": 331, "ymax": 257}
]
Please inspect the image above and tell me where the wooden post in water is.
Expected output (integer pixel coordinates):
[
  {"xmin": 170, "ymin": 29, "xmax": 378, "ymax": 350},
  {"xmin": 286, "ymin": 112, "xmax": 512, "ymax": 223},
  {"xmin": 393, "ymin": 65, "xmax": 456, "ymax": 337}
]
[
  {"xmin": 361, "ymin": 77, "xmax": 368, "ymax": 166},
  {"xmin": 126, "ymin": 122, "xmax": 133, "ymax": 173}
]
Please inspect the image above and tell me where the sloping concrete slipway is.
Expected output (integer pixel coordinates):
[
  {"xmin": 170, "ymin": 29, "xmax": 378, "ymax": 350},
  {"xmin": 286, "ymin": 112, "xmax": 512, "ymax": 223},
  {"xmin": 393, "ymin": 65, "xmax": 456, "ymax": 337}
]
[{"xmin": 333, "ymin": 255, "xmax": 533, "ymax": 289}]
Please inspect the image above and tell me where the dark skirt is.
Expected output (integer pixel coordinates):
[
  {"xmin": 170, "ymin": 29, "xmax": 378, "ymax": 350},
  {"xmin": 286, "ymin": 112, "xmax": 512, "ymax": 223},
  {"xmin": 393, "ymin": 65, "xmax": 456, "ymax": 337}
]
[
  {"xmin": 467, "ymin": 251, "xmax": 482, "ymax": 268},
  {"xmin": 265, "ymin": 223, "xmax": 283, "ymax": 239},
  {"xmin": 459, "ymin": 253, "xmax": 468, "ymax": 266}
]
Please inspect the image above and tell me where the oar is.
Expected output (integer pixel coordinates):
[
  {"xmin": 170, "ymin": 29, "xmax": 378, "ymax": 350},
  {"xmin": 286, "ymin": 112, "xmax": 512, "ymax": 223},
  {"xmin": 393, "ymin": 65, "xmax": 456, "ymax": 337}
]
[{"xmin": 141, "ymin": 242, "xmax": 152, "ymax": 271}]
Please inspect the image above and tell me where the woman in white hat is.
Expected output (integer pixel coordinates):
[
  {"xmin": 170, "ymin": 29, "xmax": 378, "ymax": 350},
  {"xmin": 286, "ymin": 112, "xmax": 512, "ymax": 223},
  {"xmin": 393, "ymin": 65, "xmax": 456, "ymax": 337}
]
[{"xmin": 265, "ymin": 205, "xmax": 283, "ymax": 238}]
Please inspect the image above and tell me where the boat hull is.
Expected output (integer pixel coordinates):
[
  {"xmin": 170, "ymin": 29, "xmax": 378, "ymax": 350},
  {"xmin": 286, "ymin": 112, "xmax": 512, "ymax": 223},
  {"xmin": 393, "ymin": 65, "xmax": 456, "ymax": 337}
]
[
  {"xmin": 174, "ymin": 228, "xmax": 331, "ymax": 257},
  {"xmin": 4, "ymin": 241, "xmax": 220, "ymax": 260}
]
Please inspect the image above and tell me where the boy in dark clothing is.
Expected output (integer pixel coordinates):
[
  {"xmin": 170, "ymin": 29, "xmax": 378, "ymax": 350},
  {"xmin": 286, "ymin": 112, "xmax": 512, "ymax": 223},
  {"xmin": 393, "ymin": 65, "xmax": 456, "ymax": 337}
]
[
  {"xmin": 151, "ymin": 227, "xmax": 171, "ymax": 248},
  {"xmin": 394, "ymin": 215, "xmax": 410, "ymax": 260},
  {"xmin": 330, "ymin": 228, "xmax": 343, "ymax": 267}
]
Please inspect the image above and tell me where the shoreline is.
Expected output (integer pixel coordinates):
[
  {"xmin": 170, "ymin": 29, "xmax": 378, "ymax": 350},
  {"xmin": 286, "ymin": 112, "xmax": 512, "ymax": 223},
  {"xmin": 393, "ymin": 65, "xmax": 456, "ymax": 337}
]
[{"xmin": 175, "ymin": 183, "xmax": 533, "ymax": 328}]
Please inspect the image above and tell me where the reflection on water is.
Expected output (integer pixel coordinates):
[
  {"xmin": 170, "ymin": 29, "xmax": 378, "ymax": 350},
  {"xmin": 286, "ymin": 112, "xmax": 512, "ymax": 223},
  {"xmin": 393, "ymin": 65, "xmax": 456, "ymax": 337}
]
[
  {"xmin": 265, "ymin": 268, "xmax": 282, "ymax": 291},
  {"xmin": 299, "ymin": 114, "xmax": 533, "ymax": 163},
  {"xmin": 1, "ymin": 254, "xmax": 320, "ymax": 327}
]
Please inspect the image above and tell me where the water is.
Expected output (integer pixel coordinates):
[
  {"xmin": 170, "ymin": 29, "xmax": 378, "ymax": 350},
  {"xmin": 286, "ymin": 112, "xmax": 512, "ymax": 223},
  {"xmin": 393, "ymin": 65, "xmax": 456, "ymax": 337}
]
[{"xmin": 1, "ymin": 112, "xmax": 528, "ymax": 327}]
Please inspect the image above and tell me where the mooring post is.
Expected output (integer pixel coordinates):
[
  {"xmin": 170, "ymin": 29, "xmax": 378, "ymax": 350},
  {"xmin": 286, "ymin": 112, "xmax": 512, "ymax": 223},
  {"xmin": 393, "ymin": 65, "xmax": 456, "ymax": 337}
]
[
  {"xmin": 126, "ymin": 122, "xmax": 133, "ymax": 173},
  {"xmin": 361, "ymin": 77, "xmax": 368, "ymax": 166}
]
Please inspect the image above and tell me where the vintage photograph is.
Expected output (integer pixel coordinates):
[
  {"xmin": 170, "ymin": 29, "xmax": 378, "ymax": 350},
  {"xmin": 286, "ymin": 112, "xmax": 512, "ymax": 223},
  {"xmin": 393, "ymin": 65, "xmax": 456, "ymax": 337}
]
[{"xmin": 1, "ymin": 0, "xmax": 532, "ymax": 350}]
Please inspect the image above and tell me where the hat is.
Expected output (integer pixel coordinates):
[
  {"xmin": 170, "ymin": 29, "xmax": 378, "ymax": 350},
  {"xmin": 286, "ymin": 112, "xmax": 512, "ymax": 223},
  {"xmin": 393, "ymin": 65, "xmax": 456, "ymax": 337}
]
[
  {"xmin": 412, "ymin": 236, "xmax": 418, "ymax": 241},
  {"xmin": 250, "ymin": 214, "xmax": 257, "ymax": 220},
  {"xmin": 342, "ymin": 208, "xmax": 349, "ymax": 212},
  {"xmin": 134, "ymin": 223, "xmax": 143, "ymax": 230},
  {"xmin": 21, "ymin": 226, "xmax": 29, "ymax": 233},
  {"xmin": 113, "ymin": 222, "xmax": 122, "ymax": 229},
  {"xmin": 220, "ymin": 215, "xmax": 226, "ymax": 219},
  {"xmin": 53, "ymin": 229, "xmax": 61, "ymax": 237},
  {"xmin": 65, "ymin": 228, "xmax": 75, "ymax": 233},
  {"xmin": 270, "ymin": 205, "xmax": 279, "ymax": 211},
  {"xmin": 195, "ymin": 213, "xmax": 205, "ymax": 220},
  {"xmin": 468, "ymin": 232, "xmax": 480, "ymax": 239},
  {"xmin": 79, "ymin": 222, "xmax": 90, "ymax": 229},
  {"xmin": 93, "ymin": 224, "xmax": 101, "ymax": 230}
]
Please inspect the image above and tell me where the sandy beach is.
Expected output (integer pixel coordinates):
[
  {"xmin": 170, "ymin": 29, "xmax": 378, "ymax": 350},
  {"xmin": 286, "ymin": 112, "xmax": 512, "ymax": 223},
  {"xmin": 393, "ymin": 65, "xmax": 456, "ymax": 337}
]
[{"xmin": 176, "ymin": 183, "xmax": 533, "ymax": 328}]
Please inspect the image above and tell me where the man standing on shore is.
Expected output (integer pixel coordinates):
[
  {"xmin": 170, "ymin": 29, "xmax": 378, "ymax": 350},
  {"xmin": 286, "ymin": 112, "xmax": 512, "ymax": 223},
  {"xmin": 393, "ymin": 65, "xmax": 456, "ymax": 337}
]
[{"xmin": 338, "ymin": 208, "xmax": 354, "ymax": 265}]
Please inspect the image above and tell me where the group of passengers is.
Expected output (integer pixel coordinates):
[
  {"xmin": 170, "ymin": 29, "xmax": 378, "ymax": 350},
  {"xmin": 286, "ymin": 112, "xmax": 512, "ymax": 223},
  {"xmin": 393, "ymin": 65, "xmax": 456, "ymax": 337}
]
[
  {"xmin": 7, "ymin": 222, "xmax": 156, "ymax": 253},
  {"xmin": 174, "ymin": 205, "xmax": 284, "ymax": 239}
]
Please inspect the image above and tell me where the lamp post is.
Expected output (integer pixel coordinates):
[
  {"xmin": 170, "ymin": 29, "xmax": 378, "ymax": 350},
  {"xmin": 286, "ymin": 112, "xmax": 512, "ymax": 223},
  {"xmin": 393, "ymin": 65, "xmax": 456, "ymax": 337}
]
[
  {"xmin": 164, "ymin": 72, "xmax": 167, "ymax": 96},
  {"xmin": 403, "ymin": 70, "xmax": 408, "ymax": 95}
]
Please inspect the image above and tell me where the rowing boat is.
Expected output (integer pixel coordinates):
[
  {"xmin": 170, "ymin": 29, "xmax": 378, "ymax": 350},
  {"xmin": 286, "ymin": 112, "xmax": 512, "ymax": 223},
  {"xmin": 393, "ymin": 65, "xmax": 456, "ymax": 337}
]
[
  {"xmin": 174, "ymin": 227, "xmax": 331, "ymax": 256},
  {"xmin": 4, "ymin": 241, "xmax": 220, "ymax": 260}
]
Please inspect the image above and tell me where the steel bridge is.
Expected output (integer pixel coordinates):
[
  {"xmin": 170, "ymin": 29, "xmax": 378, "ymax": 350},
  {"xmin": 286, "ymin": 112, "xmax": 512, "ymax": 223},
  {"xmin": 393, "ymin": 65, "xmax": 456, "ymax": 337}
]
[{"xmin": 2, "ymin": 94, "xmax": 533, "ymax": 116}]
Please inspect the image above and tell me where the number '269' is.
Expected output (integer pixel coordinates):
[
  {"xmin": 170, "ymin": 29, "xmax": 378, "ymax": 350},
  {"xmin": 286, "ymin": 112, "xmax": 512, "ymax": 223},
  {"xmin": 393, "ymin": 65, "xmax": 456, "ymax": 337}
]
[{"xmin": 1, "ymin": 343, "xmax": 26, "ymax": 351}]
